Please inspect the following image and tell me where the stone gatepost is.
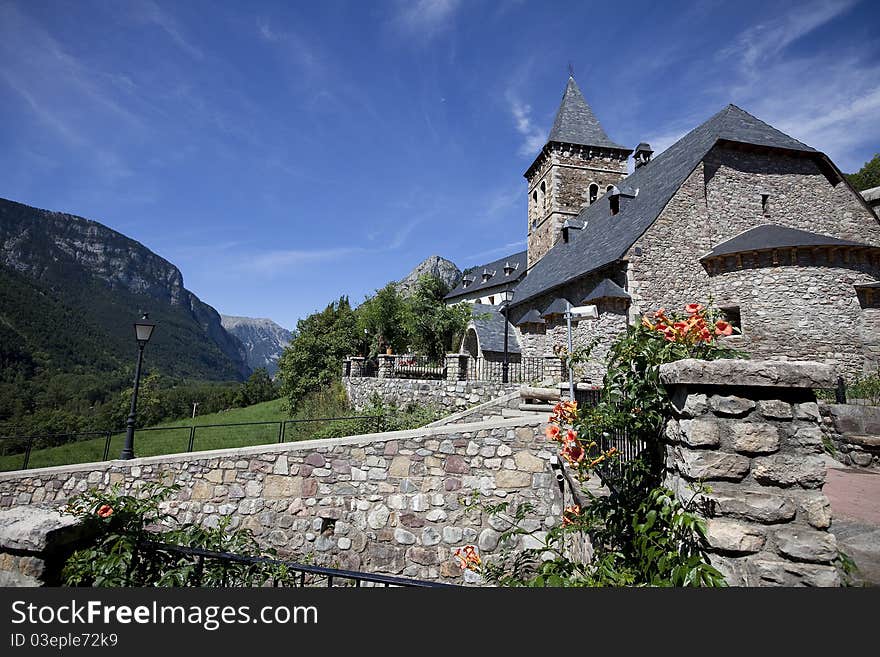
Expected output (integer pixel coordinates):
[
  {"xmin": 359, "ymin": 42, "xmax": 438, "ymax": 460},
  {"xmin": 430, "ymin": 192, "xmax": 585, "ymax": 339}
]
[
  {"xmin": 543, "ymin": 355, "xmax": 564, "ymax": 383},
  {"xmin": 378, "ymin": 355, "xmax": 395, "ymax": 379},
  {"xmin": 0, "ymin": 506, "xmax": 95, "ymax": 586},
  {"xmin": 659, "ymin": 359, "xmax": 841, "ymax": 587},
  {"xmin": 349, "ymin": 356, "xmax": 365, "ymax": 378},
  {"xmin": 446, "ymin": 353, "xmax": 468, "ymax": 382}
]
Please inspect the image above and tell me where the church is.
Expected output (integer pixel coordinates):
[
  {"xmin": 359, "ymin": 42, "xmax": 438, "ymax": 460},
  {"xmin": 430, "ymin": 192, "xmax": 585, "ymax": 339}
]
[{"xmin": 450, "ymin": 77, "xmax": 880, "ymax": 380}]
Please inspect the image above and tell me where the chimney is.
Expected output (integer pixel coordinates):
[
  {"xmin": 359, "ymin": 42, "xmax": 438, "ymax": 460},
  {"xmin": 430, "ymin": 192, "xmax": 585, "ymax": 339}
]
[
  {"xmin": 634, "ymin": 142, "xmax": 653, "ymax": 169},
  {"xmin": 561, "ymin": 218, "xmax": 586, "ymax": 243}
]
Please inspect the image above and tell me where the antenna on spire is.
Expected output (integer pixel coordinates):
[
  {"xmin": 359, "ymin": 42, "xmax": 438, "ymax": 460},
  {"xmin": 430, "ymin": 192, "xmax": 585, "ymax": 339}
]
[{"xmin": 568, "ymin": 61, "xmax": 575, "ymax": 77}]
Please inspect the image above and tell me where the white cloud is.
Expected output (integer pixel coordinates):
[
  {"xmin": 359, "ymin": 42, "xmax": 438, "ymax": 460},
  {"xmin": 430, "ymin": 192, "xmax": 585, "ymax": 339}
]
[
  {"xmin": 392, "ymin": 0, "xmax": 461, "ymax": 38},
  {"xmin": 134, "ymin": 0, "xmax": 204, "ymax": 60},
  {"xmin": 245, "ymin": 247, "xmax": 365, "ymax": 274},
  {"xmin": 722, "ymin": 0, "xmax": 856, "ymax": 73},
  {"xmin": 506, "ymin": 93, "xmax": 546, "ymax": 157},
  {"xmin": 463, "ymin": 240, "xmax": 527, "ymax": 263}
]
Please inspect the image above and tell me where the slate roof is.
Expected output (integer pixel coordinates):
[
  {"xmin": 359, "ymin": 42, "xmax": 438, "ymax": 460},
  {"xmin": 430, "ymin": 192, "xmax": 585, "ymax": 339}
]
[
  {"xmin": 700, "ymin": 224, "xmax": 875, "ymax": 259},
  {"xmin": 444, "ymin": 250, "xmax": 527, "ymax": 301},
  {"xmin": 514, "ymin": 309, "xmax": 546, "ymax": 325},
  {"xmin": 511, "ymin": 104, "xmax": 819, "ymax": 308},
  {"xmin": 862, "ymin": 185, "xmax": 880, "ymax": 205},
  {"xmin": 469, "ymin": 303, "xmax": 520, "ymax": 354},
  {"xmin": 541, "ymin": 297, "xmax": 573, "ymax": 317},
  {"xmin": 580, "ymin": 278, "xmax": 631, "ymax": 303},
  {"xmin": 547, "ymin": 77, "xmax": 628, "ymax": 151}
]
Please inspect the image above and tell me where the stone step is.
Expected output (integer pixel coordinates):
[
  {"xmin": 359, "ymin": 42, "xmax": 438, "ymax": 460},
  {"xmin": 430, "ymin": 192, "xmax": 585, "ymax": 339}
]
[
  {"xmin": 501, "ymin": 408, "xmax": 533, "ymax": 418},
  {"xmin": 518, "ymin": 403, "xmax": 554, "ymax": 413},
  {"xmin": 520, "ymin": 386, "xmax": 560, "ymax": 402}
]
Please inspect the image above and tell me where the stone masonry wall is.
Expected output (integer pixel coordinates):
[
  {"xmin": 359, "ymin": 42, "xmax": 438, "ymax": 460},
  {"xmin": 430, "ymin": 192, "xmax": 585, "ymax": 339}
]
[
  {"xmin": 0, "ymin": 417, "xmax": 559, "ymax": 585},
  {"xmin": 660, "ymin": 359, "xmax": 841, "ymax": 586},
  {"xmin": 343, "ymin": 376, "xmax": 517, "ymax": 415},
  {"xmin": 626, "ymin": 147, "xmax": 880, "ymax": 376},
  {"xmin": 527, "ymin": 144, "xmax": 628, "ymax": 266},
  {"xmin": 819, "ymin": 403, "xmax": 880, "ymax": 469}
]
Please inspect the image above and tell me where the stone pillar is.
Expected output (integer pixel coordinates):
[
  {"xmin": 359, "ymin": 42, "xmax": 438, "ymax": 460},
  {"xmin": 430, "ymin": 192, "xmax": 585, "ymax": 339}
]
[
  {"xmin": 659, "ymin": 359, "xmax": 841, "ymax": 587},
  {"xmin": 0, "ymin": 507, "xmax": 95, "ymax": 586},
  {"xmin": 446, "ymin": 354, "xmax": 468, "ymax": 382},
  {"xmin": 349, "ymin": 356, "xmax": 365, "ymax": 378},
  {"xmin": 378, "ymin": 355, "xmax": 395, "ymax": 379},
  {"xmin": 543, "ymin": 355, "xmax": 564, "ymax": 383}
]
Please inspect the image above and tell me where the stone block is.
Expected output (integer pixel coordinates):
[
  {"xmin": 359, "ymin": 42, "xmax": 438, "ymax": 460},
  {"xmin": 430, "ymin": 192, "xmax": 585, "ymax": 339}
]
[
  {"xmin": 749, "ymin": 556, "xmax": 840, "ymax": 587},
  {"xmin": 757, "ymin": 400, "xmax": 793, "ymax": 420},
  {"xmin": 394, "ymin": 527, "xmax": 416, "ymax": 545},
  {"xmin": 421, "ymin": 527, "xmax": 442, "ymax": 546},
  {"xmin": 478, "ymin": 528, "xmax": 501, "ymax": 552},
  {"xmin": 513, "ymin": 451, "xmax": 545, "ymax": 472},
  {"xmin": 731, "ymin": 423, "xmax": 779, "ymax": 454},
  {"xmin": 791, "ymin": 426, "xmax": 824, "ymax": 454},
  {"xmin": 675, "ymin": 449, "xmax": 750, "ymax": 481},
  {"xmin": 679, "ymin": 419, "xmax": 723, "ymax": 447},
  {"xmin": 705, "ymin": 519, "xmax": 765, "ymax": 553},
  {"xmin": 774, "ymin": 527, "xmax": 838, "ymax": 563},
  {"xmin": 407, "ymin": 546, "xmax": 439, "ymax": 565},
  {"xmin": 389, "ymin": 456, "xmax": 411, "ymax": 478},
  {"xmin": 709, "ymin": 395, "xmax": 756, "ymax": 417},
  {"xmin": 367, "ymin": 504, "xmax": 390, "ymax": 529},
  {"xmin": 262, "ymin": 475, "xmax": 303, "ymax": 498},
  {"xmin": 444, "ymin": 456, "xmax": 469, "ymax": 474},
  {"xmin": 659, "ymin": 359, "xmax": 837, "ymax": 388},
  {"xmin": 707, "ymin": 490, "xmax": 796, "ymax": 524},
  {"xmin": 791, "ymin": 491, "xmax": 832, "ymax": 529},
  {"xmin": 0, "ymin": 506, "xmax": 88, "ymax": 553},
  {"xmin": 495, "ymin": 470, "xmax": 532, "ymax": 488},
  {"xmin": 752, "ymin": 455, "xmax": 825, "ymax": 488},
  {"xmin": 367, "ymin": 544, "xmax": 406, "ymax": 574}
]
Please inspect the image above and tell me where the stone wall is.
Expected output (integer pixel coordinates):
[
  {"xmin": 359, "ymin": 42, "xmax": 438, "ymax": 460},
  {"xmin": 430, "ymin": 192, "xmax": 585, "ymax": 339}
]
[
  {"xmin": 660, "ymin": 359, "xmax": 841, "ymax": 586},
  {"xmin": 343, "ymin": 376, "xmax": 518, "ymax": 415},
  {"xmin": 527, "ymin": 144, "xmax": 628, "ymax": 266},
  {"xmin": 425, "ymin": 390, "xmax": 522, "ymax": 426},
  {"xmin": 626, "ymin": 146, "xmax": 880, "ymax": 376},
  {"xmin": 820, "ymin": 403, "xmax": 880, "ymax": 469},
  {"xmin": 0, "ymin": 417, "xmax": 559, "ymax": 585}
]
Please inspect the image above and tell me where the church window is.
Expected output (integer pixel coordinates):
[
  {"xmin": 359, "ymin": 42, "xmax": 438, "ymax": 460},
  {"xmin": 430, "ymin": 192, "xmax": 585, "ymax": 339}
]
[
  {"xmin": 610, "ymin": 194, "xmax": 619, "ymax": 216},
  {"xmin": 606, "ymin": 185, "xmax": 614, "ymax": 193},
  {"xmin": 589, "ymin": 183, "xmax": 598, "ymax": 204},
  {"xmin": 761, "ymin": 193, "xmax": 770, "ymax": 216},
  {"xmin": 540, "ymin": 181, "xmax": 547, "ymax": 208}
]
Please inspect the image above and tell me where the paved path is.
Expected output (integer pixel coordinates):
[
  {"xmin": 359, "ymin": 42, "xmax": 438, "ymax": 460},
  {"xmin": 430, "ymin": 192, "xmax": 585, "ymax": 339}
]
[{"xmin": 824, "ymin": 458, "xmax": 880, "ymax": 586}]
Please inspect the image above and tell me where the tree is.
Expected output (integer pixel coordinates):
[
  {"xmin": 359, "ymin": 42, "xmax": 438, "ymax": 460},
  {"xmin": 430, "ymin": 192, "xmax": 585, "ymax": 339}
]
[
  {"xmin": 846, "ymin": 153, "xmax": 880, "ymax": 191},
  {"xmin": 357, "ymin": 283, "xmax": 408, "ymax": 355},
  {"xmin": 233, "ymin": 368, "xmax": 277, "ymax": 407},
  {"xmin": 402, "ymin": 275, "xmax": 472, "ymax": 362},
  {"xmin": 276, "ymin": 297, "xmax": 360, "ymax": 411}
]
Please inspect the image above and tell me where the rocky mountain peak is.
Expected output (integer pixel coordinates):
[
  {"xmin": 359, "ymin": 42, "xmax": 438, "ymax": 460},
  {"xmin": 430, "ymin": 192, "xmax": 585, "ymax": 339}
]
[{"xmin": 396, "ymin": 255, "xmax": 461, "ymax": 297}]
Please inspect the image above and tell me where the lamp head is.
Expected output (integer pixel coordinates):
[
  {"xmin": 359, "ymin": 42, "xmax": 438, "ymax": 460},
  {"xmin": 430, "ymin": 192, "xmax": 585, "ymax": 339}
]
[{"xmin": 134, "ymin": 313, "xmax": 156, "ymax": 344}]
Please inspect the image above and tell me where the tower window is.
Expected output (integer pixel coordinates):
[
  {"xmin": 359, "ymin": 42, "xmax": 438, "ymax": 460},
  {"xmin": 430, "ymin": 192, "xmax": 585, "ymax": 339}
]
[
  {"xmin": 761, "ymin": 193, "xmax": 770, "ymax": 216},
  {"xmin": 610, "ymin": 194, "xmax": 619, "ymax": 216},
  {"xmin": 540, "ymin": 181, "xmax": 547, "ymax": 208},
  {"xmin": 589, "ymin": 183, "xmax": 598, "ymax": 204},
  {"xmin": 606, "ymin": 185, "xmax": 614, "ymax": 193}
]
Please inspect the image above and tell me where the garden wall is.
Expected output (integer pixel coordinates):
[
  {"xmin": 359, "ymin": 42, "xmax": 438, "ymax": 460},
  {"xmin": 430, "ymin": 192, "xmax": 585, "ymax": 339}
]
[
  {"xmin": 820, "ymin": 402, "xmax": 880, "ymax": 469},
  {"xmin": 344, "ymin": 376, "xmax": 518, "ymax": 416},
  {"xmin": 0, "ymin": 417, "xmax": 559, "ymax": 585},
  {"xmin": 660, "ymin": 359, "xmax": 841, "ymax": 586}
]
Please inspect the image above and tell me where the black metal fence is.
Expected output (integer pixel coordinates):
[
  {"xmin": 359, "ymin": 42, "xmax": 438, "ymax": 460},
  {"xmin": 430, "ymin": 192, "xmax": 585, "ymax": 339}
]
[
  {"xmin": 467, "ymin": 357, "xmax": 545, "ymax": 383},
  {"xmin": 137, "ymin": 540, "xmax": 456, "ymax": 588},
  {"xmin": 391, "ymin": 355, "xmax": 446, "ymax": 380},
  {"xmin": 0, "ymin": 415, "xmax": 383, "ymax": 472}
]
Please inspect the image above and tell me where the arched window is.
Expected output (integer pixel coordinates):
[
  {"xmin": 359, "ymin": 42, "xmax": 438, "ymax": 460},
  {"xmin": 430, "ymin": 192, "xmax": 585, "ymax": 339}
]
[
  {"xmin": 606, "ymin": 185, "xmax": 614, "ymax": 194},
  {"xmin": 540, "ymin": 181, "xmax": 547, "ymax": 208},
  {"xmin": 589, "ymin": 183, "xmax": 598, "ymax": 204}
]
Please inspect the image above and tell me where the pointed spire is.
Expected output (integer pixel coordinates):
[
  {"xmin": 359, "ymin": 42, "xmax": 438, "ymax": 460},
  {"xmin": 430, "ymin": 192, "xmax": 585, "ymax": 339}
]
[{"xmin": 547, "ymin": 76, "xmax": 627, "ymax": 151}]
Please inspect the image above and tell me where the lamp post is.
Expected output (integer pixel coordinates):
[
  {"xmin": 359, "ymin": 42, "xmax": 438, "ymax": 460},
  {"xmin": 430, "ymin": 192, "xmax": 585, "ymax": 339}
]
[
  {"xmin": 500, "ymin": 288, "xmax": 514, "ymax": 383},
  {"xmin": 120, "ymin": 313, "xmax": 156, "ymax": 460}
]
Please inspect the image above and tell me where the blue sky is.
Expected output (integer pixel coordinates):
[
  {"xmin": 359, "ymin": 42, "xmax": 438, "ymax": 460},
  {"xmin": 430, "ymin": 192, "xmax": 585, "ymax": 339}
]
[{"xmin": 2, "ymin": 0, "xmax": 879, "ymax": 330}]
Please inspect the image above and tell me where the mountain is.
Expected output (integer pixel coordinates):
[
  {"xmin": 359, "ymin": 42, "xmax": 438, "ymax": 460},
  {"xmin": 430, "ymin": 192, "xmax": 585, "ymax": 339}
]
[
  {"xmin": 396, "ymin": 255, "xmax": 461, "ymax": 297},
  {"xmin": 221, "ymin": 316, "xmax": 291, "ymax": 376},
  {"xmin": 0, "ymin": 197, "xmax": 249, "ymax": 382}
]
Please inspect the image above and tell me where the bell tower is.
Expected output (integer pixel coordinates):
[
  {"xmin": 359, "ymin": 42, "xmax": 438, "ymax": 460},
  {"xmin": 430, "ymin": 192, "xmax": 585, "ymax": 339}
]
[{"xmin": 525, "ymin": 77, "xmax": 631, "ymax": 266}]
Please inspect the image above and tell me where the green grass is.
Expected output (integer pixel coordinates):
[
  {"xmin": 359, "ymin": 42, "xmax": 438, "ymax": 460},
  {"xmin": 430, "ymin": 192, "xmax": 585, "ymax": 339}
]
[{"xmin": 0, "ymin": 398, "xmax": 382, "ymax": 473}]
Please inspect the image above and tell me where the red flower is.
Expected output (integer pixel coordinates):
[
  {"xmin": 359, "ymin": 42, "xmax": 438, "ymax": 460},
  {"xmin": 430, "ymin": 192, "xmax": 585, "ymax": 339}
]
[
  {"xmin": 685, "ymin": 303, "xmax": 704, "ymax": 315},
  {"xmin": 562, "ymin": 504, "xmax": 581, "ymax": 527},
  {"xmin": 715, "ymin": 320, "xmax": 733, "ymax": 336},
  {"xmin": 561, "ymin": 437, "xmax": 585, "ymax": 465},
  {"xmin": 653, "ymin": 308, "xmax": 667, "ymax": 319},
  {"xmin": 454, "ymin": 545, "xmax": 482, "ymax": 571},
  {"xmin": 97, "ymin": 504, "xmax": 113, "ymax": 518},
  {"xmin": 545, "ymin": 424, "xmax": 562, "ymax": 442}
]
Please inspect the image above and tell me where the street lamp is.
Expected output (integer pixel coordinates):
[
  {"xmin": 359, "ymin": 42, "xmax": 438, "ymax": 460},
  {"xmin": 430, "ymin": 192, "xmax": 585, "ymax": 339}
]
[
  {"xmin": 120, "ymin": 313, "xmax": 156, "ymax": 460},
  {"xmin": 499, "ymin": 288, "xmax": 514, "ymax": 383}
]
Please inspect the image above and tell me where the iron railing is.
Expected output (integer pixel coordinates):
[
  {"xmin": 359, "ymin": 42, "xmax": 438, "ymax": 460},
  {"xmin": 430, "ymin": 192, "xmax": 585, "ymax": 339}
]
[
  {"xmin": 137, "ymin": 540, "xmax": 457, "ymax": 588},
  {"xmin": 0, "ymin": 415, "xmax": 383, "ymax": 472},
  {"xmin": 391, "ymin": 355, "xmax": 446, "ymax": 380},
  {"xmin": 467, "ymin": 356, "xmax": 544, "ymax": 384}
]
